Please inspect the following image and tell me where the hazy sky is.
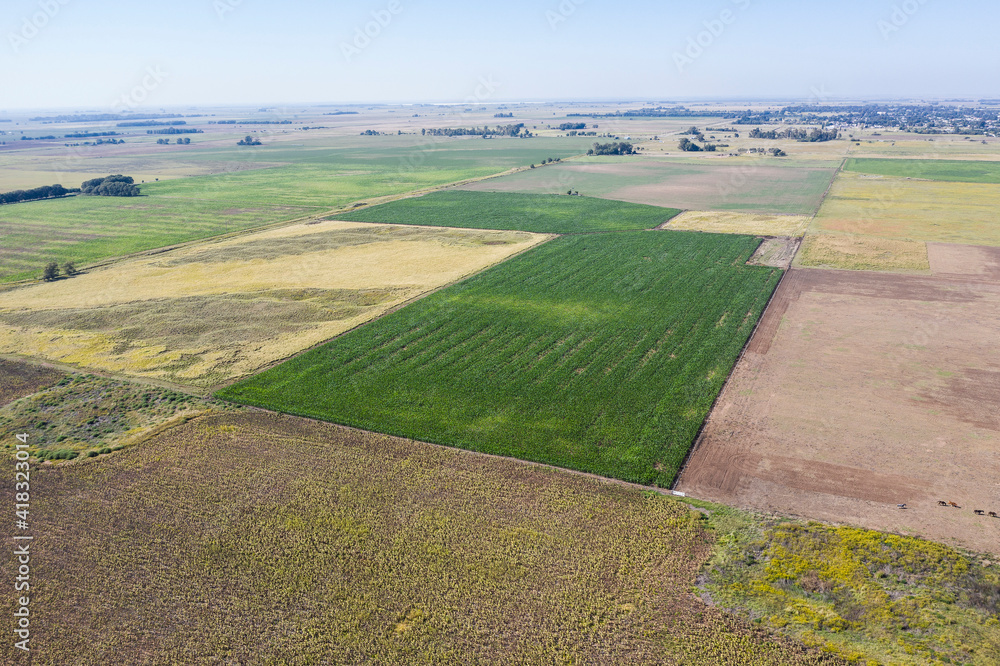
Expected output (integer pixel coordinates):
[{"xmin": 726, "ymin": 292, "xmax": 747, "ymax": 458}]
[{"xmin": 2, "ymin": 0, "xmax": 997, "ymax": 110}]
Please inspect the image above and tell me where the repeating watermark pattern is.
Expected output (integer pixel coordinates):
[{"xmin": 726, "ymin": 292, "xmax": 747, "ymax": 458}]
[
  {"xmin": 214, "ymin": 0, "xmax": 244, "ymax": 20},
  {"xmin": 7, "ymin": 0, "xmax": 71, "ymax": 53},
  {"xmin": 111, "ymin": 65, "xmax": 169, "ymax": 113},
  {"xmin": 12, "ymin": 432, "xmax": 33, "ymax": 653},
  {"xmin": 546, "ymin": 0, "xmax": 587, "ymax": 31},
  {"xmin": 341, "ymin": 1, "xmax": 403, "ymax": 62},
  {"xmin": 878, "ymin": 0, "xmax": 931, "ymax": 39},
  {"xmin": 673, "ymin": 0, "xmax": 752, "ymax": 73}
]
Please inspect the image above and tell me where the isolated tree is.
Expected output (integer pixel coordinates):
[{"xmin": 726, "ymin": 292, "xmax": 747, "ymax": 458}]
[
  {"xmin": 63, "ymin": 261, "xmax": 77, "ymax": 276},
  {"xmin": 43, "ymin": 262, "xmax": 59, "ymax": 281}
]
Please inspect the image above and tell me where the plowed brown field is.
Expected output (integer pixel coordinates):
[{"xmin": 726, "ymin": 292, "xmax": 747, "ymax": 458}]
[{"xmin": 677, "ymin": 247, "xmax": 1000, "ymax": 555}]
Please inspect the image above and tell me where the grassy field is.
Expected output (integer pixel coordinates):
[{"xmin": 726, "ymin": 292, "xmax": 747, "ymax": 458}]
[
  {"xmin": 813, "ymin": 172, "xmax": 1000, "ymax": 246},
  {"xmin": 0, "ymin": 221, "xmax": 543, "ymax": 388},
  {"xmin": 140, "ymin": 136, "xmax": 598, "ymax": 207},
  {"xmin": 845, "ymin": 157, "xmax": 1000, "ymax": 183},
  {"xmin": 336, "ymin": 190, "xmax": 680, "ymax": 233},
  {"xmin": 666, "ymin": 211, "xmax": 811, "ymax": 237},
  {"xmin": 701, "ymin": 511, "xmax": 1000, "ymax": 665},
  {"xmin": 219, "ymin": 231, "xmax": 782, "ymax": 487},
  {"xmin": 0, "ymin": 195, "xmax": 313, "ymax": 283},
  {"xmin": 0, "ymin": 373, "xmax": 227, "ymax": 461},
  {"xmin": 1, "ymin": 136, "xmax": 594, "ymax": 282},
  {"xmin": 0, "ymin": 410, "xmax": 838, "ymax": 665},
  {"xmin": 459, "ymin": 157, "xmax": 838, "ymax": 215},
  {"xmin": 796, "ymin": 234, "xmax": 930, "ymax": 272}
]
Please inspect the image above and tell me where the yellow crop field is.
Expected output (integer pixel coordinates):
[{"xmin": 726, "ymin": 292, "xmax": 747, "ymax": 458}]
[
  {"xmin": 665, "ymin": 211, "xmax": 811, "ymax": 237},
  {"xmin": 795, "ymin": 233, "xmax": 930, "ymax": 272},
  {"xmin": 0, "ymin": 221, "xmax": 546, "ymax": 388},
  {"xmin": 814, "ymin": 172, "xmax": 1000, "ymax": 246}
]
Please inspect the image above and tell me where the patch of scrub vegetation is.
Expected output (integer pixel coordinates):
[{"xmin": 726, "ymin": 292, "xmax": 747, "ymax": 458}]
[
  {"xmin": 845, "ymin": 158, "xmax": 1000, "ymax": 184},
  {"xmin": 336, "ymin": 190, "xmax": 680, "ymax": 233},
  {"xmin": 700, "ymin": 511, "xmax": 1000, "ymax": 665},
  {"xmin": 0, "ymin": 374, "xmax": 229, "ymax": 461},
  {"xmin": 219, "ymin": 231, "xmax": 781, "ymax": 487},
  {"xmin": 0, "ymin": 409, "xmax": 840, "ymax": 664},
  {"xmin": 797, "ymin": 233, "xmax": 930, "ymax": 272}
]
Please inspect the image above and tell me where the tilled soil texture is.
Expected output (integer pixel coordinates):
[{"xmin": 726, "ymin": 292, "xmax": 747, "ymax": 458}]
[
  {"xmin": 0, "ymin": 410, "xmax": 842, "ymax": 665},
  {"xmin": 0, "ymin": 357, "xmax": 63, "ymax": 406},
  {"xmin": 677, "ymin": 252, "xmax": 1000, "ymax": 555}
]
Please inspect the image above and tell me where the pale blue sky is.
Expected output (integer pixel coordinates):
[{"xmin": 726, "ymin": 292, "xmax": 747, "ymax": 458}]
[{"xmin": 1, "ymin": 0, "xmax": 997, "ymax": 110}]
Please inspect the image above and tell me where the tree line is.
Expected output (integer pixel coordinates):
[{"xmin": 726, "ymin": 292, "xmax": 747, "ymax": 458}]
[
  {"xmin": 422, "ymin": 124, "xmax": 534, "ymax": 138},
  {"xmin": 146, "ymin": 127, "xmax": 203, "ymax": 135},
  {"xmin": 748, "ymin": 127, "xmax": 840, "ymax": 142},
  {"xmin": 0, "ymin": 183, "xmax": 78, "ymax": 205}
]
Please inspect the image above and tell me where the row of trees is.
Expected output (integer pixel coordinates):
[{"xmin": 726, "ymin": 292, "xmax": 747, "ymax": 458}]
[
  {"xmin": 146, "ymin": 127, "xmax": 203, "ymax": 135},
  {"xmin": 81, "ymin": 175, "xmax": 140, "ymax": 196},
  {"xmin": 748, "ymin": 127, "xmax": 840, "ymax": 142},
  {"xmin": 587, "ymin": 141, "xmax": 636, "ymax": 156},
  {"xmin": 0, "ymin": 183, "xmax": 77, "ymax": 205},
  {"xmin": 156, "ymin": 137, "xmax": 191, "ymax": 144},
  {"xmin": 422, "ymin": 124, "xmax": 533, "ymax": 138}
]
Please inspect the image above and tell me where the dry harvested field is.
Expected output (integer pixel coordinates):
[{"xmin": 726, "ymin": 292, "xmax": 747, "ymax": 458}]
[
  {"xmin": 796, "ymin": 233, "xmax": 931, "ymax": 272},
  {"xmin": 813, "ymin": 171, "xmax": 1000, "ymax": 246},
  {"xmin": 0, "ymin": 221, "xmax": 544, "ymax": 388},
  {"xmin": 677, "ymin": 250, "xmax": 1000, "ymax": 555},
  {"xmin": 460, "ymin": 158, "xmax": 837, "ymax": 215},
  {"xmin": 664, "ymin": 211, "xmax": 811, "ymax": 237},
  {"xmin": 0, "ymin": 357, "xmax": 63, "ymax": 406},
  {"xmin": 0, "ymin": 410, "xmax": 839, "ymax": 665}
]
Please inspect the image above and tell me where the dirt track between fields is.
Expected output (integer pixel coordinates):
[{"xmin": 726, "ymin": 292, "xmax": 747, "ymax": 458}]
[{"xmin": 677, "ymin": 248, "xmax": 1000, "ymax": 555}]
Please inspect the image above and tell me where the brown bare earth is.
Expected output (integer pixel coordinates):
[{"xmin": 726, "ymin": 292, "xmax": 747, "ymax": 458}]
[
  {"xmin": 747, "ymin": 237, "xmax": 801, "ymax": 269},
  {"xmin": 0, "ymin": 357, "xmax": 63, "ymax": 406},
  {"xmin": 0, "ymin": 410, "xmax": 839, "ymax": 665},
  {"xmin": 677, "ymin": 248, "xmax": 1000, "ymax": 555}
]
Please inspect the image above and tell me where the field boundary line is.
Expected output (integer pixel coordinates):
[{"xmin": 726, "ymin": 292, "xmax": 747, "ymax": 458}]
[
  {"xmin": 0, "ymin": 353, "xmax": 212, "ymax": 397},
  {"xmin": 204, "ymin": 232, "xmax": 559, "ymax": 394},
  {"xmin": 234, "ymin": 407, "xmax": 717, "ymax": 504},
  {"xmin": 671, "ymin": 254, "xmax": 789, "ymax": 491},
  {"xmin": 792, "ymin": 156, "xmax": 848, "ymax": 268}
]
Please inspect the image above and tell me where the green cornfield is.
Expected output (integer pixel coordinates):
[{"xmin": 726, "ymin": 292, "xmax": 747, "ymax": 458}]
[{"xmin": 219, "ymin": 230, "xmax": 782, "ymax": 486}]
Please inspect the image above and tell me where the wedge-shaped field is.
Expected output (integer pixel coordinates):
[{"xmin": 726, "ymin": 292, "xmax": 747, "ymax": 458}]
[
  {"xmin": 813, "ymin": 171, "xmax": 1000, "ymax": 246},
  {"xmin": 336, "ymin": 190, "xmax": 680, "ymax": 233},
  {"xmin": 845, "ymin": 157, "xmax": 1000, "ymax": 183},
  {"xmin": 0, "ymin": 221, "xmax": 544, "ymax": 388},
  {"xmin": 0, "ymin": 410, "xmax": 834, "ymax": 665},
  {"xmin": 665, "ymin": 211, "xmax": 811, "ymax": 237},
  {"xmin": 458, "ymin": 158, "xmax": 838, "ymax": 215},
  {"xmin": 219, "ymin": 231, "xmax": 782, "ymax": 486}
]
